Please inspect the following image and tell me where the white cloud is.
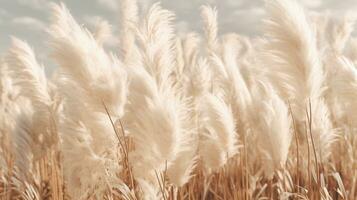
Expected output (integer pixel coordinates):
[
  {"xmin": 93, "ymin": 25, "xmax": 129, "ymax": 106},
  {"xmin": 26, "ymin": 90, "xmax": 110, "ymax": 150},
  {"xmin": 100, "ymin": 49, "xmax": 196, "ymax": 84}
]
[
  {"xmin": 176, "ymin": 21, "xmax": 190, "ymax": 33},
  {"xmin": 0, "ymin": 8, "xmax": 8, "ymax": 17},
  {"xmin": 12, "ymin": 16, "xmax": 46, "ymax": 31},
  {"xmin": 299, "ymin": 0, "xmax": 323, "ymax": 9},
  {"xmin": 96, "ymin": 0, "xmax": 118, "ymax": 11},
  {"xmin": 233, "ymin": 7, "xmax": 265, "ymax": 16},
  {"xmin": 17, "ymin": 0, "xmax": 52, "ymax": 10}
]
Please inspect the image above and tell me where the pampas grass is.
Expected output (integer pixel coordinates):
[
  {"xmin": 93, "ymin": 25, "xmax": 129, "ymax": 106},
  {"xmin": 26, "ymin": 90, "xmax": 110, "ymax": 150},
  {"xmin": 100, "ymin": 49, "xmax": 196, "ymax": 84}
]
[
  {"xmin": 1, "ymin": 0, "xmax": 357, "ymax": 199},
  {"xmin": 264, "ymin": 0, "xmax": 335, "ymax": 164}
]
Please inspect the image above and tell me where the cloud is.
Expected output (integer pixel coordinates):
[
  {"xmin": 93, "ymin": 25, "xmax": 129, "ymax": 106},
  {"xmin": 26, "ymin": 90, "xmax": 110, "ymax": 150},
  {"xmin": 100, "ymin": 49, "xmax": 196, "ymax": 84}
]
[
  {"xmin": 299, "ymin": 0, "xmax": 322, "ymax": 9},
  {"xmin": 0, "ymin": 8, "xmax": 8, "ymax": 17},
  {"xmin": 12, "ymin": 16, "xmax": 46, "ymax": 31},
  {"xmin": 17, "ymin": 0, "xmax": 51, "ymax": 11},
  {"xmin": 96, "ymin": 0, "xmax": 118, "ymax": 11},
  {"xmin": 17, "ymin": 0, "xmax": 52, "ymax": 10},
  {"xmin": 225, "ymin": 0, "xmax": 245, "ymax": 7},
  {"xmin": 233, "ymin": 7, "xmax": 265, "ymax": 16},
  {"xmin": 227, "ymin": 7, "xmax": 265, "ymax": 35}
]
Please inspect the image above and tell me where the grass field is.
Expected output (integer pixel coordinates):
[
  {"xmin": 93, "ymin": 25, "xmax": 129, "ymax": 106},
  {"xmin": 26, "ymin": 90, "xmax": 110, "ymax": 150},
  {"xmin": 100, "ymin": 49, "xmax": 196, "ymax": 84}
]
[{"xmin": 0, "ymin": 0, "xmax": 356, "ymax": 199}]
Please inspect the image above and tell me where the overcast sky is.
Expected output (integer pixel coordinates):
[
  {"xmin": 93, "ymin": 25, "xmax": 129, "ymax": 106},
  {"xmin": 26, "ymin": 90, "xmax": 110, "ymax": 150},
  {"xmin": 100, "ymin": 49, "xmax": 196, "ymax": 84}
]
[{"xmin": 0, "ymin": 0, "xmax": 356, "ymax": 71}]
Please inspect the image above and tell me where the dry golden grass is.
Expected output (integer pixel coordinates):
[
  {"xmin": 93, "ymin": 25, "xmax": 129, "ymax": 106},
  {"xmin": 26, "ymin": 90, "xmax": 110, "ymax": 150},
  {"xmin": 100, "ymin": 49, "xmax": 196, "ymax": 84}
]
[{"xmin": 1, "ymin": 0, "xmax": 357, "ymax": 199}]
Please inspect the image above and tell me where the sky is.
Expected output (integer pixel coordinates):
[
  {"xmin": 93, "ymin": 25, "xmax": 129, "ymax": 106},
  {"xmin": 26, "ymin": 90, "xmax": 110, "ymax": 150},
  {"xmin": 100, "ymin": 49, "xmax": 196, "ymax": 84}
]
[{"xmin": 0, "ymin": 0, "xmax": 356, "ymax": 71}]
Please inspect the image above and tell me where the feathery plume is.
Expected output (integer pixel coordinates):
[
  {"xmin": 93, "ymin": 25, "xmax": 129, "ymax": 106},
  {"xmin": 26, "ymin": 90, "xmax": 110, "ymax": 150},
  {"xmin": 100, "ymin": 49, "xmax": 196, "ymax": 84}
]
[
  {"xmin": 5, "ymin": 38, "xmax": 57, "ymax": 165},
  {"xmin": 264, "ymin": 0, "xmax": 335, "ymax": 161},
  {"xmin": 119, "ymin": 0, "xmax": 139, "ymax": 64},
  {"xmin": 93, "ymin": 19, "xmax": 113, "ymax": 46},
  {"xmin": 198, "ymin": 93, "xmax": 239, "ymax": 172},
  {"xmin": 201, "ymin": 5, "xmax": 218, "ymax": 53},
  {"xmin": 125, "ymin": 4, "xmax": 193, "ymax": 187},
  {"xmin": 253, "ymin": 83, "xmax": 292, "ymax": 177},
  {"xmin": 49, "ymin": 3, "xmax": 127, "ymax": 197},
  {"xmin": 330, "ymin": 14, "xmax": 356, "ymax": 53}
]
